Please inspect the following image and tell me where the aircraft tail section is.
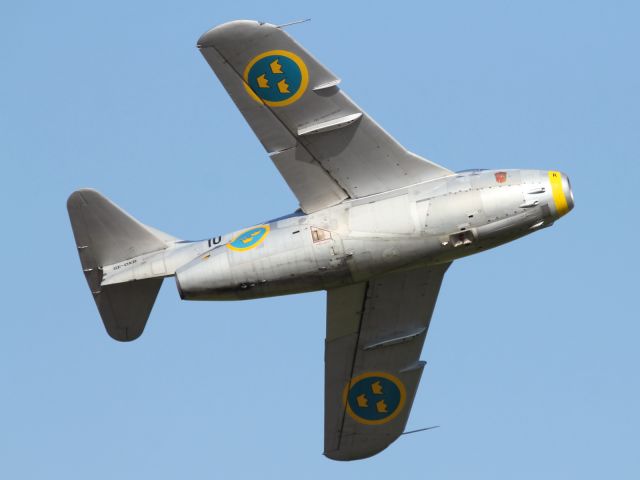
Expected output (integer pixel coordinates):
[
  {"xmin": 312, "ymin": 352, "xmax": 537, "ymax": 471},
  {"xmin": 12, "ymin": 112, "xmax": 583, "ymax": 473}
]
[{"xmin": 67, "ymin": 189, "xmax": 173, "ymax": 341}]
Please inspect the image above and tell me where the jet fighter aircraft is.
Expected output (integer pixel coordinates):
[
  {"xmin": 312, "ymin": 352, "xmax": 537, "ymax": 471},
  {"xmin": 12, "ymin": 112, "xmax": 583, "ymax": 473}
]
[{"xmin": 67, "ymin": 20, "xmax": 574, "ymax": 461}]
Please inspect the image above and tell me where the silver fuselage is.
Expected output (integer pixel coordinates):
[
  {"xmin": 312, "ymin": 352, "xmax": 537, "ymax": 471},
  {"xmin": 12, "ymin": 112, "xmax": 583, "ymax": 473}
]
[{"xmin": 100, "ymin": 169, "xmax": 574, "ymax": 300}]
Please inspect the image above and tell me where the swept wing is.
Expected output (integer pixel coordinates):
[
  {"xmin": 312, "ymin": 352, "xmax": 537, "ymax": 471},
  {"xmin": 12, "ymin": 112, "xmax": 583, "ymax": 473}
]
[
  {"xmin": 198, "ymin": 20, "xmax": 452, "ymax": 213},
  {"xmin": 325, "ymin": 263, "xmax": 451, "ymax": 460}
]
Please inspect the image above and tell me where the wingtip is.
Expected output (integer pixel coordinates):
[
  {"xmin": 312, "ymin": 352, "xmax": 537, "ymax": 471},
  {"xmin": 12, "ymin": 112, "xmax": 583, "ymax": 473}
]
[
  {"xmin": 197, "ymin": 19, "xmax": 275, "ymax": 48},
  {"xmin": 323, "ymin": 440, "xmax": 393, "ymax": 461}
]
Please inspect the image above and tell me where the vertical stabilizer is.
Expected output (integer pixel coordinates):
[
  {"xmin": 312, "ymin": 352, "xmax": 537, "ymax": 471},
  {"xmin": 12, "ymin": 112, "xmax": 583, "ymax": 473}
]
[{"xmin": 67, "ymin": 189, "xmax": 169, "ymax": 341}]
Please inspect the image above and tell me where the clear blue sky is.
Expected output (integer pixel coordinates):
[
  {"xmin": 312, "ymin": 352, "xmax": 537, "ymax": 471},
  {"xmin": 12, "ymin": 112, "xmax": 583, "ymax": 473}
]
[{"xmin": 2, "ymin": 1, "xmax": 638, "ymax": 478}]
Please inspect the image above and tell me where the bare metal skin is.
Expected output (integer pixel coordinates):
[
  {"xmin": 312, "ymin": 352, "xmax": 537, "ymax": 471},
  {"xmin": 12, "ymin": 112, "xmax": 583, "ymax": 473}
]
[
  {"xmin": 68, "ymin": 20, "xmax": 574, "ymax": 461},
  {"xmin": 169, "ymin": 169, "xmax": 573, "ymax": 300}
]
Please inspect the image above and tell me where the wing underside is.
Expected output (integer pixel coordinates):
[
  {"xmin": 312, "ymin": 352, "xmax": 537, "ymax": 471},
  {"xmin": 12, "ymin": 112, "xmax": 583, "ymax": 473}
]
[
  {"xmin": 324, "ymin": 263, "xmax": 451, "ymax": 460},
  {"xmin": 198, "ymin": 20, "xmax": 452, "ymax": 213}
]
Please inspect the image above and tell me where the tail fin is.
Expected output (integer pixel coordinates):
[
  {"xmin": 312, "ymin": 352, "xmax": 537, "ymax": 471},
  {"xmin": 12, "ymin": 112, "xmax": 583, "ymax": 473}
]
[{"xmin": 67, "ymin": 189, "xmax": 171, "ymax": 341}]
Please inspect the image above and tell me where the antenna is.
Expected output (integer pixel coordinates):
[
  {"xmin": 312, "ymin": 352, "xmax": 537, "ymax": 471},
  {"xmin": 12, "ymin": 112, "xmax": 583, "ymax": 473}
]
[
  {"xmin": 276, "ymin": 18, "xmax": 311, "ymax": 29},
  {"xmin": 402, "ymin": 426, "xmax": 440, "ymax": 435}
]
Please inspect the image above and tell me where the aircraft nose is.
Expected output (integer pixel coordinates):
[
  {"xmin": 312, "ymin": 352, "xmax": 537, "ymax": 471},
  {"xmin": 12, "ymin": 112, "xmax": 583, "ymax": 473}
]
[
  {"xmin": 548, "ymin": 171, "xmax": 574, "ymax": 218},
  {"xmin": 563, "ymin": 174, "xmax": 574, "ymax": 213}
]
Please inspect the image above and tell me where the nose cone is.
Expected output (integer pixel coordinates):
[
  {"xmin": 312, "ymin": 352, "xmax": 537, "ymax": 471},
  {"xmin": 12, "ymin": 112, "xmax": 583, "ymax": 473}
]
[
  {"xmin": 548, "ymin": 171, "xmax": 574, "ymax": 218},
  {"xmin": 563, "ymin": 174, "xmax": 575, "ymax": 212}
]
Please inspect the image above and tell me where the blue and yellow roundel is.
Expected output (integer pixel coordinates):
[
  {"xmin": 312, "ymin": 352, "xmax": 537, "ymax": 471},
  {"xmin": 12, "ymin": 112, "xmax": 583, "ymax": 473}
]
[
  {"xmin": 227, "ymin": 225, "xmax": 270, "ymax": 252},
  {"xmin": 243, "ymin": 50, "xmax": 309, "ymax": 107},
  {"xmin": 343, "ymin": 372, "xmax": 407, "ymax": 425}
]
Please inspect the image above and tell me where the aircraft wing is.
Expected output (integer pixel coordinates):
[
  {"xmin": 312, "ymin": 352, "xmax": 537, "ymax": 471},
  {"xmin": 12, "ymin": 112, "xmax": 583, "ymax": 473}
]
[
  {"xmin": 198, "ymin": 20, "xmax": 452, "ymax": 213},
  {"xmin": 324, "ymin": 262, "xmax": 451, "ymax": 460}
]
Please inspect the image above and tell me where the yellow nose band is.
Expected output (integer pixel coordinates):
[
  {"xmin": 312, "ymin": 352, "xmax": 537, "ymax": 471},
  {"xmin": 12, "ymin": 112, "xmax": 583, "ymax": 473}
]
[{"xmin": 548, "ymin": 171, "xmax": 569, "ymax": 217}]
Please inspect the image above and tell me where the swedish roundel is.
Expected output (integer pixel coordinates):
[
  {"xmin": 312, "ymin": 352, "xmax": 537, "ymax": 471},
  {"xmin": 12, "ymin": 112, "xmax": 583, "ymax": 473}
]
[
  {"xmin": 343, "ymin": 372, "xmax": 407, "ymax": 425},
  {"xmin": 243, "ymin": 50, "xmax": 309, "ymax": 107},
  {"xmin": 227, "ymin": 225, "xmax": 270, "ymax": 252}
]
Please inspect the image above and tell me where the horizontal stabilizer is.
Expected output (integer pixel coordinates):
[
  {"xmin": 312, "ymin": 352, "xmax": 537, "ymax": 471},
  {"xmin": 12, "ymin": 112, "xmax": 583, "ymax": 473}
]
[{"xmin": 92, "ymin": 277, "xmax": 163, "ymax": 341}]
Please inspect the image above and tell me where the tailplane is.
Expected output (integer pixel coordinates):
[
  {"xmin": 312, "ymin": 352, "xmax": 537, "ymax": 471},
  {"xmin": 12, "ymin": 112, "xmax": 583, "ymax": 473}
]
[{"xmin": 67, "ymin": 189, "xmax": 173, "ymax": 341}]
